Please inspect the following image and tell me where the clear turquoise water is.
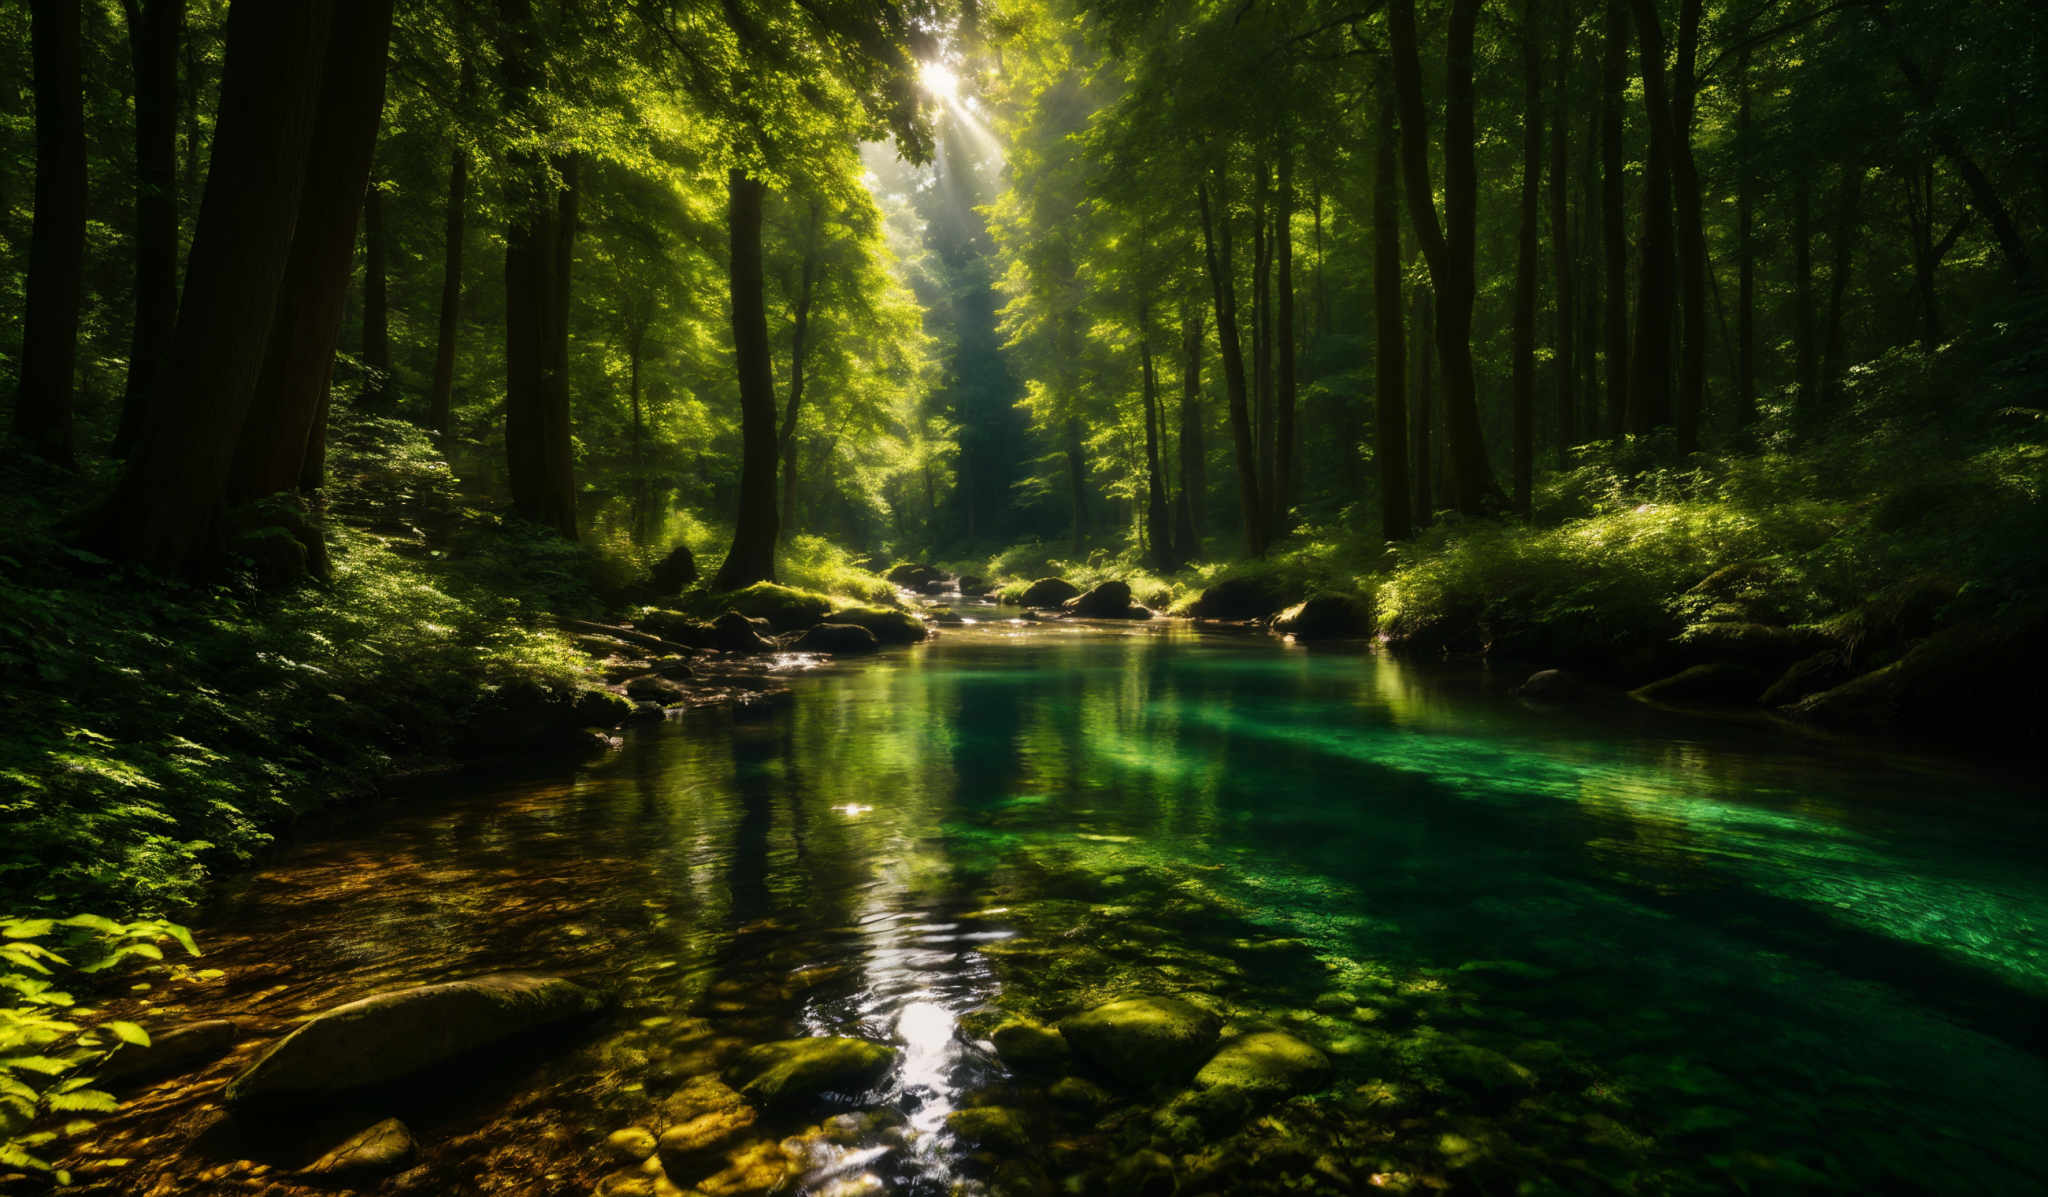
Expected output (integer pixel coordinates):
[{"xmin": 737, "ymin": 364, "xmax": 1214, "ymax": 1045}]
[{"xmin": 88, "ymin": 622, "xmax": 2048, "ymax": 1195}]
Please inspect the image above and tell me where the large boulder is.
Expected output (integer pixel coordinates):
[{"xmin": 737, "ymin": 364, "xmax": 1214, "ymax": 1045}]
[
  {"xmin": 790, "ymin": 623, "xmax": 881, "ymax": 656},
  {"xmin": 1516, "ymin": 669, "xmax": 1587, "ymax": 701},
  {"xmin": 1186, "ymin": 577, "xmax": 1289, "ymax": 621},
  {"xmin": 1059, "ymin": 996, "xmax": 1221, "ymax": 1090},
  {"xmin": 824, "ymin": 606, "xmax": 928, "ymax": 645},
  {"xmin": 636, "ymin": 609, "xmax": 716, "ymax": 648},
  {"xmin": 1065, "ymin": 580, "xmax": 1151, "ymax": 620},
  {"xmin": 1168, "ymin": 1031, "xmax": 1331, "ymax": 1129},
  {"xmin": 887, "ymin": 562, "xmax": 944, "ymax": 589},
  {"xmin": 990, "ymin": 1020, "xmax": 1069, "ymax": 1074},
  {"xmin": 716, "ymin": 582, "xmax": 835, "ymax": 632},
  {"xmin": 1632, "ymin": 663, "xmax": 1769, "ymax": 704},
  {"xmin": 712, "ymin": 610, "xmax": 777, "ymax": 653},
  {"xmin": 1018, "ymin": 577, "xmax": 1081, "ymax": 608},
  {"xmin": 646, "ymin": 544, "xmax": 699, "ymax": 594},
  {"xmin": 1274, "ymin": 595, "xmax": 1373, "ymax": 640},
  {"xmin": 722, "ymin": 1037, "xmax": 898, "ymax": 1110},
  {"xmin": 224, "ymin": 974, "xmax": 601, "ymax": 1105}
]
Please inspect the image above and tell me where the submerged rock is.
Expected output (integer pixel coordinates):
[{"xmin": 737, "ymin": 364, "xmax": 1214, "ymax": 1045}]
[
  {"xmin": 1108, "ymin": 1149, "xmax": 1177, "ymax": 1197},
  {"xmin": 1019, "ymin": 577, "xmax": 1080, "ymax": 608},
  {"xmin": 623, "ymin": 674, "xmax": 689, "ymax": 703},
  {"xmin": 1194, "ymin": 1031, "xmax": 1331, "ymax": 1104},
  {"xmin": 605, "ymin": 1127, "xmax": 657, "ymax": 1163},
  {"xmin": 100, "ymin": 1018, "xmax": 240, "ymax": 1086},
  {"xmin": 224, "ymin": 973, "xmax": 601, "ymax": 1105},
  {"xmin": 1274, "ymin": 594, "xmax": 1373, "ymax": 640},
  {"xmin": 824, "ymin": 606, "xmax": 928, "ymax": 645},
  {"xmin": 1433, "ymin": 1041, "xmax": 1537, "ymax": 1096},
  {"xmin": 946, "ymin": 1106, "xmax": 1034, "ymax": 1153},
  {"xmin": 1060, "ymin": 995, "xmax": 1221, "ymax": 1089},
  {"xmin": 790, "ymin": 622, "xmax": 882, "ymax": 656},
  {"xmin": 722, "ymin": 1037, "xmax": 898, "ymax": 1109},
  {"xmin": 1516, "ymin": 669, "xmax": 1586, "ymax": 700},
  {"xmin": 302, "ymin": 1117, "xmax": 416, "ymax": 1177},
  {"xmin": 1048, "ymin": 1075, "xmax": 1113, "ymax": 1115},
  {"xmin": 990, "ymin": 1020, "xmax": 1069, "ymax": 1074}
]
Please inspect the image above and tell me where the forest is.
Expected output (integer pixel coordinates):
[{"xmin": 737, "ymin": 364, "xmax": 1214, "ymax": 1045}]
[{"xmin": 2, "ymin": 0, "xmax": 2044, "ymax": 1194}]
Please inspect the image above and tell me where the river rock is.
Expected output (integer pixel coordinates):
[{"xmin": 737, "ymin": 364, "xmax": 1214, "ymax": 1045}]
[
  {"xmin": 1171, "ymin": 1031, "xmax": 1331, "ymax": 1129},
  {"xmin": 606, "ymin": 1127, "xmax": 657, "ymax": 1163},
  {"xmin": 1108, "ymin": 1149, "xmax": 1177, "ymax": 1197},
  {"xmin": 1516, "ymin": 669, "xmax": 1586, "ymax": 700},
  {"xmin": 224, "ymin": 973, "xmax": 601, "ymax": 1105},
  {"xmin": 1060, "ymin": 996, "xmax": 1221, "ymax": 1089},
  {"xmin": 635, "ymin": 609, "xmax": 716, "ymax": 648},
  {"xmin": 712, "ymin": 610, "xmax": 777, "ymax": 653},
  {"xmin": 991, "ymin": 1020, "xmax": 1069, "ymax": 1074},
  {"xmin": 1632, "ymin": 662, "xmax": 1769, "ymax": 704},
  {"xmin": 645, "ymin": 544, "xmax": 699, "ymax": 593},
  {"xmin": 624, "ymin": 674, "xmax": 690, "ymax": 703},
  {"xmin": 722, "ymin": 1037, "xmax": 898, "ymax": 1109},
  {"xmin": 302, "ymin": 1117, "xmax": 416, "ymax": 1177},
  {"xmin": 946, "ymin": 1106, "xmax": 1033, "ymax": 1153},
  {"xmin": 1019, "ymin": 577, "xmax": 1080, "ymax": 608},
  {"xmin": 825, "ymin": 606, "xmax": 928, "ymax": 644},
  {"xmin": 100, "ymin": 1018, "xmax": 241, "ymax": 1086},
  {"xmin": 1433, "ymin": 1041, "xmax": 1536, "ymax": 1097},
  {"xmin": 791, "ymin": 622, "xmax": 882, "ymax": 656},
  {"xmin": 887, "ymin": 562, "xmax": 943, "ymax": 589},
  {"xmin": 575, "ymin": 687, "xmax": 637, "ymax": 727},
  {"xmin": 1274, "ymin": 594, "xmax": 1373, "ymax": 640},
  {"xmin": 1048, "ymin": 1075, "xmax": 1113, "ymax": 1114},
  {"xmin": 1065, "ymin": 580, "xmax": 1141, "ymax": 619},
  {"xmin": 720, "ymin": 582, "xmax": 836, "ymax": 631},
  {"xmin": 1187, "ymin": 577, "xmax": 1289, "ymax": 621}
]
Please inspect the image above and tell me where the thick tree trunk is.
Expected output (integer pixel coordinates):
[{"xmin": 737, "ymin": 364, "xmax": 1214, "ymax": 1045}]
[
  {"xmin": 778, "ymin": 200, "xmax": 822, "ymax": 545},
  {"xmin": 1735, "ymin": 41, "xmax": 1756, "ymax": 430},
  {"xmin": 115, "ymin": 0, "xmax": 182, "ymax": 458},
  {"xmin": 1175, "ymin": 307, "xmax": 1205, "ymax": 557},
  {"xmin": 1819, "ymin": 166, "xmax": 1864, "ymax": 409},
  {"xmin": 1141, "ymin": 328, "xmax": 1173, "ymax": 573},
  {"xmin": 1548, "ymin": 5, "xmax": 1576, "ymax": 467},
  {"xmin": 1672, "ymin": 0, "xmax": 1706, "ymax": 454},
  {"xmin": 15, "ymin": 0, "xmax": 86, "ymax": 467},
  {"xmin": 1600, "ymin": 0, "xmax": 1629, "ymax": 440},
  {"xmin": 1408, "ymin": 287, "xmax": 1434, "ymax": 526},
  {"xmin": 1375, "ymin": 76, "xmax": 1411, "ymax": 543},
  {"xmin": 1627, "ymin": 0, "xmax": 1675, "ymax": 438},
  {"xmin": 1196, "ymin": 172, "xmax": 1265, "ymax": 557},
  {"xmin": 1275, "ymin": 147, "xmax": 1297, "ymax": 535},
  {"xmin": 1388, "ymin": 0, "xmax": 1502, "ymax": 515},
  {"xmin": 1251, "ymin": 160, "xmax": 1274, "ymax": 526},
  {"xmin": 1793, "ymin": 174, "xmax": 1816, "ymax": 422},
  {"xmin": 427, "ymin": 51, "xmax": 471, "ymax": 440},
  {"xmin": 714, "ymin": 169, "xmax": 779, "ymax": 588},
  {"xmin": 1511, "ymin": 0, "xmax": 1541, "ymax": 516},
  {"xmin": 227, "ymin": 0, "xmax": 395, "ymax": 505},
  {"xmin": 93, "ymin": 0, "xmax": 337, "ymax": 571},
  {"xmin": 359, "ymin": 181, "xmax": 391, "ymax": 410},
  {"xmin": 544, "ymin": 155, "xmax": 578, "ymax": 526}
]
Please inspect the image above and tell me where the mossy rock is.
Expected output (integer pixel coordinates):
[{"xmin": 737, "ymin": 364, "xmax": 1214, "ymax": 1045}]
[
  {"xmin": 825, "ymin": 605, "xmax": 928, "ymax": 645},
  {"xmin": 790, "ymin": 622, "xmax": 881, "ymax": 655},
  {"xmin": 1107, "ymin": 1149, "xmax": 1177, "ymax": 1197},
  {"xmin": 721, "ymin": 1037, "xmax": 898, "ymax": 1109},
  {"xmin": 1019, "ymin": 577, "xmax": 1080, "ymax": 608},
  {"xmin": 707, "ymin": 582, "xmax": 837, "ymax": 632},
  {"xmin": 887, "ymin": 562, "xmax": 944, "ymax": 588},
  {"xmin": 1274, "ymin": 594, "xmax": 1373, "ymax": 640},
  {"xmin": 1432, "ymin": 1041, "xmax": 1537, "ymax": 1097},
  {"xmin": 990, "ymin": 1020, "xmax": 1069, "ymax": 1074},
  {"xmin": 576, "ymin": 687, "xmax": 637, "ymax": 726},
  {"xmin": 636, "ymin": 608, "xmax": 715, "ymax": 647},
  {"xmin": 946, "ymin": 1106, "xmax": 1034, "ymax": 1153},
  {"xmin": 1184, "ymin": 577, "xmax": 1290, "ymax": 620},
  {"xmin": 1060, "ymin": 995, "xmax": 1221, "ymax": 1089}
]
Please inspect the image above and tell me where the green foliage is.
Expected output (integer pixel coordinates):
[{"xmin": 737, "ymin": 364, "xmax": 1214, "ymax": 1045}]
[
  {"xmin": 0, "ymin": 915, "xmax": 194, "ymax": 1178},
  {"xmin": 778, "ymin": 535, "xmax": 899, "ymax": 606}
]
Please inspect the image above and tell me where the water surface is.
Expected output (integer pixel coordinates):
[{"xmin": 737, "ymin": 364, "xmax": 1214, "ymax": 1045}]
[{"xmin": 73, "ymin": 622, "xmax": 2048, "ymax": 1195}]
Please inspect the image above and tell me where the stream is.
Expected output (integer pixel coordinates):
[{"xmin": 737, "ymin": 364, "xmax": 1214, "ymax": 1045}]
[{"xmin": 61, "ymin": 618, "xmax": 2048, "ymax": 1195}]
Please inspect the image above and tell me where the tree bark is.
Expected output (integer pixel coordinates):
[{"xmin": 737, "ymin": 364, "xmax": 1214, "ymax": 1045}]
[
  {"xmin": 1793, "ymin": 174, "xmax": 1816, "ymax": 422},
  {"xmin": 1735, "ymin": 40, "xmax": 1756, "ymax": 430},
  {"xmin": 1141, "ymin": 318, "xmax": 1173, "ymax": 573},
  {"xmin": 1251, "ymin": 159, "xmax": 1274, "ymax": 527},
  {"xmin": 15, "ymin": 0, "xmax": 86, "ymax": 467},
  {"xmin": 1512, "ymin": 0, "xmax": 1542, "ymax": 516},
  {"xmin": 1819, "ymin": 166, "xmax": 1864, "ymax": 410},
  {"xmin": 1275, "ymin": 146, "xmax": 1297, "ymax": 535},
  {"xmin": 427, "ymin": 48, "xmax": 472, "ymax": 440},
  {"xmin": 1548, "ymin": 0, "xmax": 1576, "ymax": 466},
  {"xmin": 227, "ymin": 0, "xmax": 395, "ymax": 505},
  {"xmin": 1196, "ymin": 172, "xmax": 1265, "ymax": 557},
  {"xmin": 713, "ymin": 169, "xmax": 779, "ymax": 588},
  {"xmin": 359, "ymin": 180, "xmax": 391, "ymax": 410},
  {"xmin": 1627, "ymin": 0, "xmax": 1675, "ymax": 438},
  {"xmin": 778, "ymin": 199, "xmax": 822, "ymax": 545},
  {"xmin": 1408, "ymin": 286, "xmax": 1435, "ymax": 526},
  {"xmin": 115, "ymin": 0, "xmax": 182, "ymax": 458},
  {"xmin": 1672, "ymin": 0, "xmax": 1706, "ymax": 453},
  {"xmin": 1600, "ymin": 0, "xmax": 1629, "ymax": 440},
  {"xmin": 93, "ymin": 0, "xmax": 337, "ymax": 572},
  {"xmin": 1175, "ymin": 305, "xmax": 1205, "ymax": 558},
  {"xmin": 1375, "ymin": 74, "xmax": 1411, "ymax": 542},
  {"xmin": 1388, "ymin": 0, "xmax": 1502, "ymax": 516}
]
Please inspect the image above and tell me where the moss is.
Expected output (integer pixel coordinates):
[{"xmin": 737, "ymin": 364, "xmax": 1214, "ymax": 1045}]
[
  {"xmin": 824, "ymin": 605, "xmax": 928, "ymax": 644},
  {"xmin": 696, "ymin": 581, "xmax": 837, "ymax": 632}
]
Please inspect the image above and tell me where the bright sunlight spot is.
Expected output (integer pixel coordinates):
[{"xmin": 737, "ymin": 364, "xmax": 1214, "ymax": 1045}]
[{"xmin": 920, "ymin": 59, "xmax": 960, "ymax": 102}]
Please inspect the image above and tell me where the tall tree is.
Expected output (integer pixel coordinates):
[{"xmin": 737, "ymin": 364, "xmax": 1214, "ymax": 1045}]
[
  {"xmin": 93, "ymin": 0, "xmax": 339, "ymax": 572},
  {"xmin": 1387, "ymin": 0, "xmax": 1503, "ymax": 515},
  {"xmin": 1197, "ymin": 169, "xmax": 1264, "ymax": 557},
  {"xmin": 1140, "ymin": 312, "xmax": 1173, "ymax": 572},
  {"xmin": 1175, "ymin": 305, "xmax": 1206, "ymax": 557},
  {"xmin": 714, "ymin": 170, "xmax": 781, "ymax": 588},
  {"xmin": 1374, "ymin": 73, "xmax": 1411, "ymax": 543},
  {"xmin": 1274, "ymin": 146, "xmax": 1298, "ymax": 535},
  {"xmin": 1671, "ymin": 0, "xmax": 1707, "ymax": 453},
  {"xmin": 1627, "ymin": 0, "xmax": 1676, "ymax": 438},
  {"xmin": 114, "ymin": 0, "xmax": 184, "ymax": 457},
  {"xmin": 426, "ymin": 65, "xmax": 470, "ymax": 439},
  {"xmin": 1599, "ymin": 0, "xmax": 1629, "ymax": 440},
  {"xmin": 778, "ymin": 199, "xmax": 823, "ymax": 544},
  {"xmin": 14, "ymin": 0, "xmax": 86, "ymax": 468},
  {"xmin": 1734, "ymin": 39, "xmax": 1757, "ymax": 431},
  {"xmin": 1511, "ymin": 0, "xmax": 1542, "ymax": 516},
  {"xmin": 1548, "ymin": 0, "xmax": 1577, "ymax": 464},
  {"xmin": 359, "ymin": 180, "xmax": 393, "ymax": 411}
]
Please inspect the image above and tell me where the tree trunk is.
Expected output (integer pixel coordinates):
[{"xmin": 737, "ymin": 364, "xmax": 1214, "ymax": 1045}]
[
  {"xmin": 1627, "ymin": 0, "xmax": 1675, "ymax": 438},
  {"xmin": 544, "ymin": 154, "xmax": 578, "ymax": 530},
  {"xmin": 628, "ymin": 324, "xmax": 645, "ymax": 534},
  {"xmin": 1671, "ymin": 0, "xmax": 1706, "ymax": 454},
  {"xmin": 713, "ymin": 169, "xmax": 779, "ymax": 588},
  {"xmin": 1275, "ymin": 146, "xmax": 1297, "ymax": 536},
  {"xmin": 1512, "ymin": 0, "xmax": 1541, "ymax": 517},
  {"xmin": 15, "ymin": 0, "xmax": 86, "ymax": 467},
  {"xmin": 92, "ymin": 0, "xmax": 337, "ymax": 572},
  {"xmin": 1793, "ymin": 174, "xmax": 1816, "ymax": 422},
  {"xmin": 1548, "ymin": 3, "xmax": 1576, "ymax": 467},
  {"xmin": 1141, "ymin": 324, "xmax": 1173, "ymax": 573},
  {"xmin": 427, "ymin": 49, "xmax": 471, "ymax": 440},
  {"xmin": 778, "ymin": 199, "xmax": 822, "ymax": 545},
  {"xmin": 115, "ymin": 0, "xmax": 182, "ymax": 458},
  {"xmin": 1388, "ymin": 0, "xmax": 1502, "ymax": 515},
  {"xmin": 1735, "ymin": 40, "xmax": 1756, "ymax": 430},
  {"xmin": 227, "ymin": 0, "xmax": 395, "ymax": 505},
  {"xmin": 359, "ymin": 179, "xmax": 391, "ymax": 410},
  {"xmin": 1175, "ymin": 306, "xmax": 1205, "ymax": 557},
  {"xmin": 1064, "ymin": 414, "xmax": 1086, "ymax": 557},
  {"xmin": 1196, "ymin": 172, "xmax": 1265, "ymax": 557},
  {"xmin": 1408, "ymin": 286, "xmax": 1435, "ymax": 526},
  {"xmin": 1375, "ymin": 75, "xmax": 1411, "ymax": 543},
  {"xmin": 1251, "ymin": 159, "xmax": 1274, "ymax": 527},
  {"xmin": 1819, "ymin": 166, "xmax": 1864, "ymax": 410},
  {"xmin": 1600, "ymin": 0, "xmax": 1629, "ymax": 440}
]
